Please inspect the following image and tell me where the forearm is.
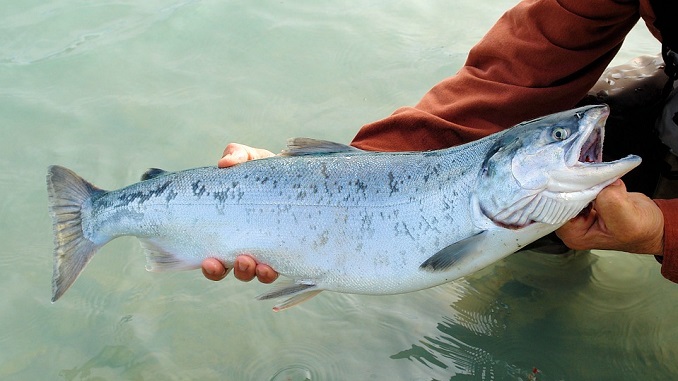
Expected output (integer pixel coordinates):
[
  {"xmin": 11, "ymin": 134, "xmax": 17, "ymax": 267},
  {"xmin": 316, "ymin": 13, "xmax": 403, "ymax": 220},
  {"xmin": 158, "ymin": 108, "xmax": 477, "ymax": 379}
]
[
  {"xmin": 655, "ymin": 199, "xmax": 678, "ymax": 282},
  {"xmin": 351, "ymin": 0, "xmax": 640, "ymax": 152}
]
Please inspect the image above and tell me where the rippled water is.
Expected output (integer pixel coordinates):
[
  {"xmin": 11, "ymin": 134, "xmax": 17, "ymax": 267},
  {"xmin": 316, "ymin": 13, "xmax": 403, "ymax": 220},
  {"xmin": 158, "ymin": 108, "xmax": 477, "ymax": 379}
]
[{"xmin": 2, "ymin": 1, "xmax": 676, "ymax": 380}]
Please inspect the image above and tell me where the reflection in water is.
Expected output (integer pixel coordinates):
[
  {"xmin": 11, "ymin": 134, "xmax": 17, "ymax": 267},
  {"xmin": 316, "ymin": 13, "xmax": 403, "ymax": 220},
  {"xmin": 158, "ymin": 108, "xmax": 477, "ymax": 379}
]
[
  {"xmin": 390, "ymin": 250, "xmax": 678, "ymax": 380},
  {"xmin": 59, "ymin": 345, "xmax": 142, "ymax": 381},
  {"xmin": 58, "ymin": 315, "xmax": 158, "ymax": 381}
]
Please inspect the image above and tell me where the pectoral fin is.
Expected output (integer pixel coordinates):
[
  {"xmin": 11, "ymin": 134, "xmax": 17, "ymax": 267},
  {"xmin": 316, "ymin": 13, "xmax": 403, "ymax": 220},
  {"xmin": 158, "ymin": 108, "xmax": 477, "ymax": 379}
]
[
  {"xmin": 419, "ymin": 231, "xmax": 487, "ymax": 272},
  {"xmin": 256, "ymin": 280, "xmax": 322, "ymax": 312}
]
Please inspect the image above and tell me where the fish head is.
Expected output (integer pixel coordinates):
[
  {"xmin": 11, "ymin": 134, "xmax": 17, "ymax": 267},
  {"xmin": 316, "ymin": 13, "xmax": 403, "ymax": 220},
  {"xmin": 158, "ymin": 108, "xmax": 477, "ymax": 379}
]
[{"xmin": 476, "ymin": 104, "xmax": 641, "ymax": 228}]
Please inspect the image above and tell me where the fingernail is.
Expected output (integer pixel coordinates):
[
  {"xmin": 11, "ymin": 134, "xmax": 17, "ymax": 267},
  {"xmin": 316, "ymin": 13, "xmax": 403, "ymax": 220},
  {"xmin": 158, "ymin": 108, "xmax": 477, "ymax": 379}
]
[{"xmin": 238, "ymin": 261, "xmax": 248, "ymax": 272}]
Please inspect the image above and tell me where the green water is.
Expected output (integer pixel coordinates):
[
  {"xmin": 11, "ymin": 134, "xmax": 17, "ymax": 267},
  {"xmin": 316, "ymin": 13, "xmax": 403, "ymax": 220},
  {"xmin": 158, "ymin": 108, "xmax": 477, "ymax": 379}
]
[{"xmin": 2, "ymin": 1, "xmax": 676, "ymax": 380}]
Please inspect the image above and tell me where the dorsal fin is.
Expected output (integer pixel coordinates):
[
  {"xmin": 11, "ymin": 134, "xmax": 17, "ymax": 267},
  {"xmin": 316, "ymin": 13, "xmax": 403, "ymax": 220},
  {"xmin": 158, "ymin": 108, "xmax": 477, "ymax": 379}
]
[
  {"xmin": 141, "ymin": 168, "xmax": 168, "ymax": 181},
  {"xmin": 280, "ymin": 138, "xmax": 361, "ymax": 156}
]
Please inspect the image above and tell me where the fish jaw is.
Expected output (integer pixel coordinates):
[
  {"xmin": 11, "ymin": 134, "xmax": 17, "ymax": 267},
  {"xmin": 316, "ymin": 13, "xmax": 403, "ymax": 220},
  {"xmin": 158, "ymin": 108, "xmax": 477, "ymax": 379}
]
[{"xmin": 548, "ymin": 105, "xmax": 641, "ymax": 193}]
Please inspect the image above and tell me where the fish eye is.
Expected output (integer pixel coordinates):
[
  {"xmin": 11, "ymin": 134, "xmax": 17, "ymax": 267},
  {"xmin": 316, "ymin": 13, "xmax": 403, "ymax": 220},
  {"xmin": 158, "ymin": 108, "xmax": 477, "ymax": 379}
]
[{"xmin": 552, "ymin": 127, "xmax": 569, "ymax": 141}]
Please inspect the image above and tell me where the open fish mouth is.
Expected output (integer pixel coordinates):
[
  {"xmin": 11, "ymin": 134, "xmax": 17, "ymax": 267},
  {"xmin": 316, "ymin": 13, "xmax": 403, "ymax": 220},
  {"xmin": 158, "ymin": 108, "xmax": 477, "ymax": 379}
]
[
  {"xmin": 559, "ymin": 105, "xmax": 641, "ymax": 191},
  {"xmin": 569, "ymin": 106, "xmax": 608, "ymax": 167},
  {"xmin": 578, "ymin": 122, "xmax": 603, "ymax": 164}
]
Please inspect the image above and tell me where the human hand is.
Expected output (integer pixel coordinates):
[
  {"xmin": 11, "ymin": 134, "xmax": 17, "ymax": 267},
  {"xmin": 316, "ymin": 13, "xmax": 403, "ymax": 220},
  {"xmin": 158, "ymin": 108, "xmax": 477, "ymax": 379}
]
[
  {"xmin": 202, "ymin": 256, "xmax": 279, "ymax": 283},
  {"xmin": 202, "ymin": 143, "xmax": 279, "ymax": 283},
  {"xmin": 556, "ymin": 179, "xmax": 664, "ymax": 255}
]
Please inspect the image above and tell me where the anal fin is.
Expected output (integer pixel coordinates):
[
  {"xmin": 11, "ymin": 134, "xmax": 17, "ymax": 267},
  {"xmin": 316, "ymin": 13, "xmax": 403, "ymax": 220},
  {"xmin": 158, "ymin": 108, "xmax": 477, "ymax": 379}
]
[
  {"xmin": 256, "ymin": 280, "xmax": 322, "ymax": 312},
  {"xmin": 419, "ymin": 230, "xmax": 487, "ymax": 272}
]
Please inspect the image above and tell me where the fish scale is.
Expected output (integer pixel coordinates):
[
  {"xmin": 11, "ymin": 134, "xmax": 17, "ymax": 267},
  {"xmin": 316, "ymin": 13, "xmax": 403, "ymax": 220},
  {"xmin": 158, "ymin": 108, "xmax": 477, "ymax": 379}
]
[{"xmin": 47, "ymin": 105, "xmax": 641, "ymax": 310}]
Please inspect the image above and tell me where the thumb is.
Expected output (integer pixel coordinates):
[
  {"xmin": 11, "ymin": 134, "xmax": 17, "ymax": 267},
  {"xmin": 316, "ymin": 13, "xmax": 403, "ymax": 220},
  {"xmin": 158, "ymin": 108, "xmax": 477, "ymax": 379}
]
[
  {"xmin": 590, "ymin": 179, "xmax": 631, "ymax": 231},
  {"xmin": 593, "ymin": 179, "xmax": 664, "ymax": 254},
  {"xmin": 218, "ymin": 143, "xmax": 274, "ymax": 168}
]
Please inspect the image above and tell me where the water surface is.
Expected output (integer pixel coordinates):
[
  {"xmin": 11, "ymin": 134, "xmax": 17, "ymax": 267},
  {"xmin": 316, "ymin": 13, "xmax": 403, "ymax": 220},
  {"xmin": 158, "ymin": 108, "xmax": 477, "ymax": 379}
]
[{"xmin": 2, "ymin": 1, "xmax": 676, "ymax": 380}]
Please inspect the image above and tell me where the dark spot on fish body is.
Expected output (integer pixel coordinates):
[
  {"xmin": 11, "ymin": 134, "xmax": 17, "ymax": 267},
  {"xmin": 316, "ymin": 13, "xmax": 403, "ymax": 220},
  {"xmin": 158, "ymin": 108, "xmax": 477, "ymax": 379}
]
[
  {"xmin": 277, "ymin": 204, "xmax": 292, "ymax": 213},
  {"xmin": 431, "ymin": 164, "xmax": 441, "ymax": 176},
  {"xmin": 191, "ymin": 181, "xmax": 207, "ymax": 198},
  {"xmin": 312, "ymin": 230, "xmax": 330, "ymax": 249},
  {"xmin": 393, "ymin": 221, "xmax": 415, "ymax": 240},
  {"xmin": 320, "ymin": 163, "xmax": 329, "ymax": 179},
  {"xmin": 165, "ymin": 189, "xmax": 178, "ymax": 202},
  {"xmin": 360, "ymin": 211, "xmax": 375, "ymax": 233},
  {"xmin": 352, "ymin": 179, "xmax": 368, "ymax": 194},
  {"xmin": 442, "ymin": 200, "xmax": 451, "ymax": 210},
  {"xmin": 418, "ymin": 215, "xmax": 442, "ymax": 234},
  {"xmin": 212, "ymin": 190, "xmax": 229, "ymax": 203},
  {"xmin": 116, "ymin": 181, "xmax": 172, "ymax": 206},
  {"xmin": 388, "ymin": 172, "xmax": 399, "ymax": 195},
  {"xmin": 323, "ymin": 182, "xmax": 332, "ymax": 197}
]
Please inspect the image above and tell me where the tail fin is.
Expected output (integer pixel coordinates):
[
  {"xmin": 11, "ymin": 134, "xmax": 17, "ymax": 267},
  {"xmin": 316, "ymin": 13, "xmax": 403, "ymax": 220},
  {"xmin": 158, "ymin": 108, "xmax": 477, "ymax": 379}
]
[{"xmin": 47, "ymin": 165, "xmax": 106, "ymax": 302}]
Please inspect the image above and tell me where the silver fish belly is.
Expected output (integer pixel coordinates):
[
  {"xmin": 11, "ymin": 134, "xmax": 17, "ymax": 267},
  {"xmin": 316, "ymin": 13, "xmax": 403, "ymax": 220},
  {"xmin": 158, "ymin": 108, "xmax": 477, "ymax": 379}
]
[{"xmin": 47, "ymin": 105, "xmax": 641, "ymax": 310}]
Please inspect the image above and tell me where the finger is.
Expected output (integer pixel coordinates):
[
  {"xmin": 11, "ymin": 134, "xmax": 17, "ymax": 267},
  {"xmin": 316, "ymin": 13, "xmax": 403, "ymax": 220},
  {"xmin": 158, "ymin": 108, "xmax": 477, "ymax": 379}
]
[
  {"xmin": 593, "ymin": 179, "xmax": 627, "ymax": 211},
  {"xmin": 556, "ymin": 203, "xmax": 595, "ymax": 232},
  {"xmin": 590, "ymin": 179, "xmax": 631, "ymax": 230},
  {"xmin": 218, "ymin": 143, "xmax": 274, "ymax": 168},
  {"xmin": 233, "ymin": 255, "xmax": 258, "ymax": 282},
  {"xmin": 256, "ymin": 265, "xmax": 279, "ymax": 284},
  {"xmin": 201, "ymin": 258, "xmax": 231, "ymax": 281},
  {"xmin": 218, "ymin": 143, "xmax": 250, "ymax": 168},
  {"xmin": 594, "ymin": 181, "xmax": 664, "ymax": 253}
]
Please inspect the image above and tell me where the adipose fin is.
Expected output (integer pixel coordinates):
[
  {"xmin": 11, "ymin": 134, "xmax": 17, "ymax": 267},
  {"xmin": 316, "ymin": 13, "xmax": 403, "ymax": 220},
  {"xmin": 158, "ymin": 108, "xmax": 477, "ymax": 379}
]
[{"xmin": 141, "ymin": 168, "xmax": 169, "ymax": 181}]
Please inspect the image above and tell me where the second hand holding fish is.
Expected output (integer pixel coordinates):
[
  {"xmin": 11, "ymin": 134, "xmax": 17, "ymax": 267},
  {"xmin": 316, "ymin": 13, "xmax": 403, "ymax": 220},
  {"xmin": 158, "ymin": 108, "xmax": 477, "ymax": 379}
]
[{"xmin": 556, "ymin": 179, "xmax": 664, "ymax": 255}]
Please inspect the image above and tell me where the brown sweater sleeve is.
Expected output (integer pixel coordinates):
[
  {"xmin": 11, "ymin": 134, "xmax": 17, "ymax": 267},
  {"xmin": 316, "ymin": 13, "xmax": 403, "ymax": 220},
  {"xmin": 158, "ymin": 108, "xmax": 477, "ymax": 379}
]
[
  {"xmin": 350, "ymin": 0, "xmax": 640, "ymax": 151},
  {"xmin": 655, "ymin": 199, "xmax": 678, "ymax": 282}
]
